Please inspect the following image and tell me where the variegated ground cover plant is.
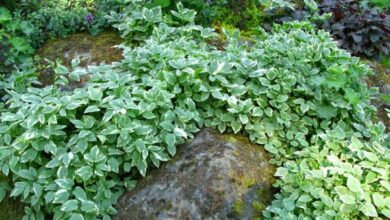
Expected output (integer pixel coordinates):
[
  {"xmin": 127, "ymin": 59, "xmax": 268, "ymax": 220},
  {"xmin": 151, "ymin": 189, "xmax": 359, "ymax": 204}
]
[{"xmin": 0, "ymin": 2, "xmax": 389, "ymax": 220}]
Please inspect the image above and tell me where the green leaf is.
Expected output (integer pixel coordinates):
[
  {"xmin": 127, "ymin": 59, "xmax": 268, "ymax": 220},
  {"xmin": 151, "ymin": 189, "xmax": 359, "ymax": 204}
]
[
  {"xmin": 88, "ymin": 87, "xmax": 103, "ymax": 101},
  {"xmin": 71, "ymin": 58, "xmax": 81, "ymax": 68},
  {"xmin": 373, "ymin": 193, "xmax": 385, "ymax": 208},
  {"xmin": 382, "ymin": 209, "xmax": 390, "ymax": 218},
  {"xmin": 165, "ymin": 133, "xmax": 176, "ymax": 156},
  {"xmin": 298, "ymin": 194, "xmax": 312, "ymax": 203},
  {"xmin": 360, "ymin": 202, "xmax": 378, "ymax": 217},
  {"xmin": 9, "ymin": 37, "xmax": 33, "ymax": 54},
  {"xmin": 146, "ymin": 0, "xmax": 171, "ymax": 8},
  {"xmin": 81, "ymin": 200, "xmax": 98, "ymax": 213},
  {"xmin": 315, "ymin": 104, "xmax": 337, "ymax": 119},
  {"xmin": 174, "ymin": 127, "xmax": 187, "ymax": 138},
  {"xmin": 102, "ymin": 110, "xmax": 115, "ymax": 123},
  {"xmin": 264, "ymin": 107, "xmax": 273, "ymax": 117},
  {"xmin": 136, "ymin": 159, "xmax": 147, "ymax": 177},
  {"xmin": 210, "ymin": 61, "xmax": 225, "ymax": 75},
  {"xmin": 320, "ymin": 193, "xmax": 333, "ymax": 207},
  {"xmin": 239, "ymin": 114, "xmax": 249, "ymax": 124},
  {"xmin": 20, "ymin": 149, "xmax": 37, "ymax": 163},
  {"xmin": 339, "ymin": 194, "xmax": 355, "ymax": 205},
  {"xmin": 10, "ymin": 182, "xmax": 26, "ymax": 197},
  {"xmin": 346, "ymin": 176, "xmax": 362, "ymax": 193},
  {"xmin": 18, "ymin": 169, "xmax": 35, "ymax": 181},
  {"xmin": 231, "ymin": 120, "xmax": 242, "ymax": 134},
  {"xmin": 276, "ymin": 95, "xmax": 288, "ymax": 102},
  {"xmin": 152, "ymin": 151, "xmax": 169, "ymax": 162},
  {"xmin": 53, "ymin": 189, "xmax": 70, "ymax": 204},
  {"xmin": 0, "ymin": 7, "xmax": 12, "ymax": 23},
  {"xmin": 107, "ymin": 158, "xmax": 120, "ymax": 173},
  {"xmin": 252, "ymin": 107, "xmax": 263, "ymax": 117},
  {"xmin": 69, "ymin": 213, "xmax": 84, "ymax": 220},
  {"xmin": 32, "ymin": 183, "xmax": 43, "ymax": 197},
  {"xmin": 135, "ymin": 139, "xmax": 146, "ymax": 152},
  {"xmin": 75, "ymin": 166, "xmax": 94, "ymax": 181},
  {"xmin": 79, "ymin": 130, "xmax": 91, "ymax": 139},
  {"xmin": 84, "ymin": 105, "xmax": 100, "ymax": 113},
  {"xmin": 61, "ymin": 200, "xmax": 79, "ymax": 212},
  {"xmin": 55, "ymin": 179, "xmax": 74, "ymax": 190},
  {"xmin": 72, "ymin": 187, "xmax": 87, "ymax": 201},
  {"xmin": 165, "ymin": 133, "xmax": 176, "ymax": 146}
]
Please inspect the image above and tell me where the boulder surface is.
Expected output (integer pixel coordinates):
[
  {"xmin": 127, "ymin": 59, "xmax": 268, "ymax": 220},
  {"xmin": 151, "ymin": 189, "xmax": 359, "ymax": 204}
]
[{"xmin": 115, "ymin": 129, "xmax": 276, "ymax": 220}]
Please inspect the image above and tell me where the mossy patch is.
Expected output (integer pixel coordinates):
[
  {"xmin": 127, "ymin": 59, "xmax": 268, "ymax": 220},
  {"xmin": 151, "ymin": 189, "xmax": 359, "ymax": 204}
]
[
  {"xmin": 380, "ymin": 55, "xmax": 390, "ymax": 69},
  {"xmin": 252, "ymin": 201, "xmax": 265, "ymax": 219},
  {"xmin": 233, "ymin": 200, "xmax": 245, "ymax": 216},
  {"xmin": 0, "ymin": 197, "xmax": 25, "ymax": 220},
  {"xmin": 252, "ymin": 188, "xmax": 273, "ymax": 218}
]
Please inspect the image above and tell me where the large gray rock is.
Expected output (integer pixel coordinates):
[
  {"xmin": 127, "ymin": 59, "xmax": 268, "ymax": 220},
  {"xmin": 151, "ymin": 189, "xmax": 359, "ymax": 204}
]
[{"xmin": 115, "ymin": 129, "xmax": 276, "ymax": 220}]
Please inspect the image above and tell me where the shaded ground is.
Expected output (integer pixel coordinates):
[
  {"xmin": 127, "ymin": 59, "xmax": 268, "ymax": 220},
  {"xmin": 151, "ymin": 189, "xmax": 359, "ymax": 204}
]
[
  {"xmin": 0, "ymin": 174, "xmax": 24, "ymax": 220},
  {"xmin": 0, "ymin": 197, "xmax": 24, "ymax": 220}
]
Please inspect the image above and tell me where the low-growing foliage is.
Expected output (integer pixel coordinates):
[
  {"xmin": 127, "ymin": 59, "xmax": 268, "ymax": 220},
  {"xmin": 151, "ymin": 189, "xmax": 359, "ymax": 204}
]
[
  {"xmin": 265, "ymin": 126, "xmax": 390, "ymax": 218},
  {"xmin": 0, "ymin": 2, "xmax": 389, "ymax": 220}
]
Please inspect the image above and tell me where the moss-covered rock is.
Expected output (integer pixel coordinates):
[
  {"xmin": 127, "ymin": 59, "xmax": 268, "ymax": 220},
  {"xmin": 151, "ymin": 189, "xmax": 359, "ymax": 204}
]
[
  {"xmin": 114, "ymin": 129, "xmax": 276, "ymax": 220},
  {"xmin": 36, "ymin": 32, "xmax": 123, "ymax": 86},
  {"xmin": 365, "ymin": 60, "xmax": 390, "ymax": 129}
]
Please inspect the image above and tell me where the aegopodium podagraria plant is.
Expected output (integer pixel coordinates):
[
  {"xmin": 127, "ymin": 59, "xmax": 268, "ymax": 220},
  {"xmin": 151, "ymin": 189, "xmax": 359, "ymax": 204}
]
[{"xmin": 0, "ymin": 3, "xmax": 388, "ymax": 220}]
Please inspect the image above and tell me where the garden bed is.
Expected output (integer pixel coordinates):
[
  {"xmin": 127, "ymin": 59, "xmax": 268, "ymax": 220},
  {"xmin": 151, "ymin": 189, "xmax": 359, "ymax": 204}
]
[{"xmin": 0, "ymin": 1, "xmax": 389, "ymax": 219}]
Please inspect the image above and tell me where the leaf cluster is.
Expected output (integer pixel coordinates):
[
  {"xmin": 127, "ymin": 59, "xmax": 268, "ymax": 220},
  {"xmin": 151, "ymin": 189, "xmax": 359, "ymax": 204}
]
[
  {"xmin": 0, "ymin": 7, "xmax": 34, "ymax": 75},
  {"xmin": 0, "ymin": 2, "xmax": 388, "ymax": 220},
  {"xmin": 265, "ymin": 126, "xmax": 390, "ymax": 219},
  {"xmin": 319, "ymin": 0, "xmax": 390, "ymax": 58}
]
